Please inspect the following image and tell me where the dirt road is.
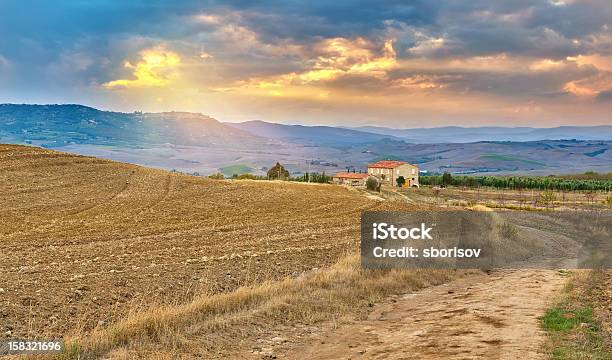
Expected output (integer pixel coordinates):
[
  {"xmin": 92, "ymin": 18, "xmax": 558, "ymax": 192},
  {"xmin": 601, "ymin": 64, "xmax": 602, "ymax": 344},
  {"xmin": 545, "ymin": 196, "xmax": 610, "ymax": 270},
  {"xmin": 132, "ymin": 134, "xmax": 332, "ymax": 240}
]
[{"xmin": 276, "ymin": 270, "xmax": 567, "ymax": 359}]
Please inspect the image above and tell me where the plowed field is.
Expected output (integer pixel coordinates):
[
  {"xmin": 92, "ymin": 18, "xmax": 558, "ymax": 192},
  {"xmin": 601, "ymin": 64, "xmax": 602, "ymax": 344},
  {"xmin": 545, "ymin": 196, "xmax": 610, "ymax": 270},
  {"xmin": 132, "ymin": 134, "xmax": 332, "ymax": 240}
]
[{"xmin": 0, "ymin": 144, "xmax": 408, "ymax": 338}]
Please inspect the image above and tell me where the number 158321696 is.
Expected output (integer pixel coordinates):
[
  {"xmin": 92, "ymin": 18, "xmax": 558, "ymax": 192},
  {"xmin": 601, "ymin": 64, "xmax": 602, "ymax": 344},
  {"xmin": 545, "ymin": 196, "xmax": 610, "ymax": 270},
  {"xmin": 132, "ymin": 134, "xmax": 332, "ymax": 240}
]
[{"xmin": 0, "ymin": 340, "xmax": 64, "ymax": 355}]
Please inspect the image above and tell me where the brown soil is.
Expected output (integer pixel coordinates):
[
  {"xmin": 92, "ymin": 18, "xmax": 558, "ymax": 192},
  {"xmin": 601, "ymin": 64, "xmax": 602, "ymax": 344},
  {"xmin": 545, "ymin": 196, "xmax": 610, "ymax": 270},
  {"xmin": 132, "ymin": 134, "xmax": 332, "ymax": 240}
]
[
  {"xmin": 0, "ymin": 144, "xmax": 413, "ymax": 339},
  {"xmin": 270, "ymin": 270, "xmax": 568, "ymax": 359}
]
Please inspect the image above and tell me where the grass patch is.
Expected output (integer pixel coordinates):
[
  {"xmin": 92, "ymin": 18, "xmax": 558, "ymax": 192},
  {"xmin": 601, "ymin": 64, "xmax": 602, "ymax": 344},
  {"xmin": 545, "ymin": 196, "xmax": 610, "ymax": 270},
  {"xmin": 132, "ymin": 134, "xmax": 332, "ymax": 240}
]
[
  {"xmin": 541, "ymin": 270, "xmax": 611, "ymax": 360},
  {"xmin": 219, "ymin": 163, "xmax": 254, "ymax": 177},
  {"xmin": 542, "ymin": 307, "xmax": 596, "ymax": 332}
]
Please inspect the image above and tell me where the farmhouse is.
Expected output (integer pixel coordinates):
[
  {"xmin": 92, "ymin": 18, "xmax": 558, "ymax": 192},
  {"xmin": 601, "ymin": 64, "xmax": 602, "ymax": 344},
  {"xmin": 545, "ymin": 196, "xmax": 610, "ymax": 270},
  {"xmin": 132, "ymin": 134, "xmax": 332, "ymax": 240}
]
[
  {"xmin": 332, "ymin": 172, "xmax": 369, "ymax": 186},
  {"xmin": 367, "ymin": 160, "xmax": 419, "ymax": 187}
]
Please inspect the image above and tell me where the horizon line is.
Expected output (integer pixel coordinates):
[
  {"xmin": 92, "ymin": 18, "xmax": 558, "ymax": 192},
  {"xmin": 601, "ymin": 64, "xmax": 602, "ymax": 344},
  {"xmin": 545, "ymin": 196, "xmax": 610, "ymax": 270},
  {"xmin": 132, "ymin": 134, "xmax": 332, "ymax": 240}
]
[{"xmin": 1, "ymin": 102, "xmax": 611, "ymax": 130}]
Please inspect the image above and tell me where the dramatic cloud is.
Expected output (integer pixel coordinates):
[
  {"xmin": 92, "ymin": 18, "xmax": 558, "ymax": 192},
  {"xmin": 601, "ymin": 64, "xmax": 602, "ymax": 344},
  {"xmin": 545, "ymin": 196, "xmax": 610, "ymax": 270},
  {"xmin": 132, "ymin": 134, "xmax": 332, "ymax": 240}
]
[
  {"xmin": 219, "ymin": 37, "xmax": 397, "ymax": 97},
  {"xmin": 104, "ymin": 48, "xmax": 181, "ymax": 89},
  {"xmin": 0, "ymin": 0, "xmax": 610, "ymax": 126}
]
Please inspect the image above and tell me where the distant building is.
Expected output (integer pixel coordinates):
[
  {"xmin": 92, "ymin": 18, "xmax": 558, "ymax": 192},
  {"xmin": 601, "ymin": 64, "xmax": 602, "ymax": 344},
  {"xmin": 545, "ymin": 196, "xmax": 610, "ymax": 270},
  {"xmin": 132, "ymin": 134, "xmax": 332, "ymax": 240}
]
[
  {"xmin": 367, "ymin": 160, "xmax": 419, "ymax": 187},
  {"xmin": 332, "ymin": 172, "xmax": 369, "ymax": 186}
]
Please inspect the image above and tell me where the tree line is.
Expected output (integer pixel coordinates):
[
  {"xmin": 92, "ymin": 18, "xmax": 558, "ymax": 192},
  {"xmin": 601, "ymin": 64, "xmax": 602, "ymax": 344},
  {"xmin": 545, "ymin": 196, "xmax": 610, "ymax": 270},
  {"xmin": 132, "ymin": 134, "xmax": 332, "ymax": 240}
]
[
  {"xmin": 421, "ymin": 173, "xmax": 612, "ymax": 191},
  {"xmin": 207, "ymin": 162, "xmax": 332, "ymax": 184}
]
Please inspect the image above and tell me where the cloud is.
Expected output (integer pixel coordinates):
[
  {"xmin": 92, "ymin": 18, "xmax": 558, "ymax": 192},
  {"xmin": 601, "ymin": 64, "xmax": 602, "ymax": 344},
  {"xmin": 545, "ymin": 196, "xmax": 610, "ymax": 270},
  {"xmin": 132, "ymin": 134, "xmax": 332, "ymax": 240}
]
[
  {"xmin": 217, "ymin": 37, "xmax": 398, "ymax": 97},
  {"xmin": 199, "ymin": 51, "xmax": 213, "ymax": 59},
  {"xmin": 103, "ymin": 48, "xmax": 181, "ymax": 89},
  {"xmin": 1, "ymin": 0, "xmax": 612, "ymax": 125},
  {"xmin": 529, "ymin": 59, "xmax": 567, "ymax": 71},
  {"xmin": 563, "ymin": 72, "xmax": 612, "ymax": 97},
  {"xmin": 391, "ymin": 74, "xmax": 461, "ymax": 90},
  {"xmin": 596, "ymin": 90, "xmax": 612, "ymax": 102}
]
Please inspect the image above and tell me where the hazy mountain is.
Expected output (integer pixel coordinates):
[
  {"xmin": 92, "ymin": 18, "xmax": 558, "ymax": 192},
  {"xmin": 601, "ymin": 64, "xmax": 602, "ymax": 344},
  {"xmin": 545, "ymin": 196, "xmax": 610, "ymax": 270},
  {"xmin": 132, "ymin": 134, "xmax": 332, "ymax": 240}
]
[
  {"xmin": 226, "ymin": 120, "xmax": 399, "ymax": 148},
  {"xmin": 349, "ymin": 125, "xmax": 612, "ymax": 143},
  {"xmin": 0, "ymin": 104, "xmax": 265, "ymax": 148}
]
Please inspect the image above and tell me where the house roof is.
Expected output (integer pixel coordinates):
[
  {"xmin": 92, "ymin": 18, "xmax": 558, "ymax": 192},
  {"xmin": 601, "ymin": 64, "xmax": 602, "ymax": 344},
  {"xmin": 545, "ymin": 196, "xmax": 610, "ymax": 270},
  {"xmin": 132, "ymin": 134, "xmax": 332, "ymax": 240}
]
[
  {"xmin": 367, "ymin": 160, "xmax": 408, "ymax": 169},
  {"xmin": 333, "ymin": 172, "xmax": 369, "ymax": 179}
]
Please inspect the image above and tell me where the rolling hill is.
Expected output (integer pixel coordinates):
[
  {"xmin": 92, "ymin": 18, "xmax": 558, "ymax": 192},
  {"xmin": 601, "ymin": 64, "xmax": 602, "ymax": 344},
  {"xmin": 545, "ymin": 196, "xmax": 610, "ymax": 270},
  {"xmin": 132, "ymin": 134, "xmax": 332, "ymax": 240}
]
[
  {"xmin": 0, "ymin": 104, "xmax": 266, "ymax": 148},
  {"xmin": 225, "ymin": 120, "xmax": 398, "ymax": 147},
  {"xmin": 349, "ymin": 125, "xmax": 612, "ymax": 143}
]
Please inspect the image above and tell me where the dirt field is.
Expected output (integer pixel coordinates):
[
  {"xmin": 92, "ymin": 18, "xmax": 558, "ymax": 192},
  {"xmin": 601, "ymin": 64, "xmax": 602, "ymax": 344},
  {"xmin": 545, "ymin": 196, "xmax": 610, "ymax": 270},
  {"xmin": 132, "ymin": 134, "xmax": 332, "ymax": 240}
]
[{"xmin": 0, "ymin": 144, "xmax": 408, "ymax": 338}]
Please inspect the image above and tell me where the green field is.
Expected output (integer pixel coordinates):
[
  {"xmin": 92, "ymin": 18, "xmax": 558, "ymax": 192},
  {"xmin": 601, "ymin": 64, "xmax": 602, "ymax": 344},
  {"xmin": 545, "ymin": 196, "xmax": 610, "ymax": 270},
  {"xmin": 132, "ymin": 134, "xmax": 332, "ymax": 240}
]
[
  {"xmin": 478, "ymin": 153, "xmax": 545, "ymax": 166},
  {"xmin": 219, "ymin": 164, "xmax": 254, "ymax": 177}
]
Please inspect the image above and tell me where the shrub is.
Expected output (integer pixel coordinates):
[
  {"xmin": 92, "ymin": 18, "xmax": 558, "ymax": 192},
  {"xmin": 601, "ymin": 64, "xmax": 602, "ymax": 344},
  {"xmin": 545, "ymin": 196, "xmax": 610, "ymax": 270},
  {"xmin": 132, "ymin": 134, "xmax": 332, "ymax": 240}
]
[
  {"xmin": 442, "ymin": 172, "xmax": 452, "ymax": 187},
  {"xmin": 396, "ymin": 176, "xmax": 406, "ymax": 187},
  {"xmin": 540, "ymin": 190, "xmax": 557, "ymax": 208},
  {"xmin": 208, "ymin": 172, "xmax": 224, "ymax": 180},
  {"xmin": 498, "ymin": 222, "xmax": 518, "ymax": 240},
  {"xmin": 234, "ymin": 173, "xmax": 261, "ymax": 180},
  {"xmin": 366, "ymin": 176, "xmax": 381, "ymax": 192}
]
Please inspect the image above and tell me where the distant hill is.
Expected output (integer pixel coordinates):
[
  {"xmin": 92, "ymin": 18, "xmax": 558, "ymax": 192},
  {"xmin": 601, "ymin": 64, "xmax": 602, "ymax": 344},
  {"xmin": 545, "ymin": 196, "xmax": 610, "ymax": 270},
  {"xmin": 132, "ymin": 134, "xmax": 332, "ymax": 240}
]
[
  {"xmin": 226, "ymin": 120, "xmax": 398, "ymax": 148},
  {"xmin": 354, "ymin": 139, "xmax": 612, "ymax": 174},
  {"xmin": 349, "ymin": 125, "xmax": 612, "ymax": 143},
  {"xmin": 0, "ymin": 104, "xmax": 264, "ymax": 148}
]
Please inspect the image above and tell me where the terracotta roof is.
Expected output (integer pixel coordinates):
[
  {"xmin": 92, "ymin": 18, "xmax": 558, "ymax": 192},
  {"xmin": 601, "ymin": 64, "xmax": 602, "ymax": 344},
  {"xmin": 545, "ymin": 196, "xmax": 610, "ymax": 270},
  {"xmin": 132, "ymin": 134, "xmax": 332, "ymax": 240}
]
[
  {"xmin": 333, "ymin": 172, "xmax": 369, "ymax": 179},
  {"xmin": 367, "ymin": 160, "xmax": 407, "ymax": 169}
]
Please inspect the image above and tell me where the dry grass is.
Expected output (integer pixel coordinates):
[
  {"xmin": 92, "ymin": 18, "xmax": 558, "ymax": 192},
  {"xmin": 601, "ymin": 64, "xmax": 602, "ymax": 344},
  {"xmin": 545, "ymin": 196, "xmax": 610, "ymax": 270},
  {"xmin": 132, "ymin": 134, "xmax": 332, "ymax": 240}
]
[
  {"xmin": 468, "ymin": 204, "xmax": 493, "ymax": 212},
  {"xmin": 59, "ymin": 254, "xmax": 468, "ymax": 359}
]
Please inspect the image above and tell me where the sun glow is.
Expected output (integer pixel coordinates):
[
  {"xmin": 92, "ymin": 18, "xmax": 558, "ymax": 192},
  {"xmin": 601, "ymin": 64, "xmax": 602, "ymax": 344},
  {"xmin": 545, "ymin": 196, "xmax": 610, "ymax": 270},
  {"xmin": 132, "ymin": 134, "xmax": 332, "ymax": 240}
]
[{"xmin": 104, "ymin": 48, "xmax": 181, "ymax": 89}]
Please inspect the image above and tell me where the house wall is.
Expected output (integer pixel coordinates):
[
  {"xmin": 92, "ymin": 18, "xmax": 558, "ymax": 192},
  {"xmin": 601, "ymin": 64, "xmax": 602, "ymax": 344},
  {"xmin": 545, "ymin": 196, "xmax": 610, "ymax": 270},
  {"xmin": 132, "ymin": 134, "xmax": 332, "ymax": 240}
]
[
  {"xmin": 394, "ymin": 164, "xmax": 419, "ymax": 187},
  {"xmin": 367, "ymin": 164, "xmax": 419, "ymax": 186},
  {"xmin": 332, "ymin": 177, "xmax": 366, "ymax": 186},
  {"xmin": 367, "ymin": 167, "xmax": 392, "ymax": 182}
]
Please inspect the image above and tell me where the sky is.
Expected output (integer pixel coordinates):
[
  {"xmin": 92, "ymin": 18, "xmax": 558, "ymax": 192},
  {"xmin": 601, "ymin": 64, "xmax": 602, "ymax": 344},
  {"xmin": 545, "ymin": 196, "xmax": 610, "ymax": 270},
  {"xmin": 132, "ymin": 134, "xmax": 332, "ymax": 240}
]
[{"xmin": 1, "ymin": 0, "xmax": 611, "ymax": 127}]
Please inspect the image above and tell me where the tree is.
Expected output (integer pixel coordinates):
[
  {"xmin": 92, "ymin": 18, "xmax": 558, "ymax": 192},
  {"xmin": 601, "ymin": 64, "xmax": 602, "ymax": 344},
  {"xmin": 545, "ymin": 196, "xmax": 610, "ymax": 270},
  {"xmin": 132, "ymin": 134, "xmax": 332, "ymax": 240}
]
[
  {"xmin": 267, "ymin": 162, "xmax": 290, "ymax": 180},
  {"xmin": 442, "ymin": 171, "xmax": 452, "ymax": 187},
  {"xmin": 366, "ymin": 176, "xmax": 381, "ymax": 192},
  {"xmin": 396, "ymin": 176, "xmax": 406, "ymax": 187}
]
